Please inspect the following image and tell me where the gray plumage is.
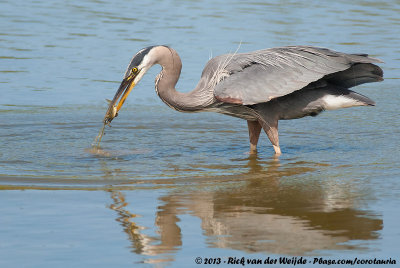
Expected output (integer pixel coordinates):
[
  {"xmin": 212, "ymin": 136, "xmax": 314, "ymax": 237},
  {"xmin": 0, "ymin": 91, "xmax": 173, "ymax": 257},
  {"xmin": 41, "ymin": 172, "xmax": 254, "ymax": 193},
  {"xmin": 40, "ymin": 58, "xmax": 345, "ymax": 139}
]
[{"xmin": 105, "ymin": 45, "xmax": 383, "ymax": 155}]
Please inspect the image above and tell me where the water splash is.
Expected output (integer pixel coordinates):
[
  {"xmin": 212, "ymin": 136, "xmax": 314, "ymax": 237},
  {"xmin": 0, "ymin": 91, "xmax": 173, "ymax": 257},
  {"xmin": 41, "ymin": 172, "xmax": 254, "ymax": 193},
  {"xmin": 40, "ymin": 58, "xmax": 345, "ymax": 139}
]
[
  {"xmin": 92, "ymin": 98, "xmax": 117, "ymax": 148},
  {"xmin": 92, "ymin": 122, "xmax": 107, "ymax": 148}
]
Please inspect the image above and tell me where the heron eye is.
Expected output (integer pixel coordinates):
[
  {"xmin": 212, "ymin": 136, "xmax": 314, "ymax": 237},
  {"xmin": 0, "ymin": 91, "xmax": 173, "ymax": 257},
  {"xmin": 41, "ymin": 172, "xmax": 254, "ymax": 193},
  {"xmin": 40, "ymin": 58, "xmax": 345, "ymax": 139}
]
[{"xmin": 132, "ymin": 67, "xmax": 138, "ymax": 73}]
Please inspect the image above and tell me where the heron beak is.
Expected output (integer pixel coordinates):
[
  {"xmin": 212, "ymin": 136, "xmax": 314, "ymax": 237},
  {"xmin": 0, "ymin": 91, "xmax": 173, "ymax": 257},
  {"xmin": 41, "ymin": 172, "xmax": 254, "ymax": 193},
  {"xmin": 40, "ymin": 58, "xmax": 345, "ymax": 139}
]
[{"xmin": 103, "ymin": 72, "xmax": 137, "ymax": 125}]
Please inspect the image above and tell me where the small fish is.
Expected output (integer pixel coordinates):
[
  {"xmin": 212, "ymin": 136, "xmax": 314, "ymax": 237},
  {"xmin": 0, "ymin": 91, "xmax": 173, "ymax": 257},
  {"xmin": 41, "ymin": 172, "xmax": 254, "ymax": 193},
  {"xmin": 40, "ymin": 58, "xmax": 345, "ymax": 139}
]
[{"xmin": 103, "ymin": 99, "xmax": 118, "ymax": 126}]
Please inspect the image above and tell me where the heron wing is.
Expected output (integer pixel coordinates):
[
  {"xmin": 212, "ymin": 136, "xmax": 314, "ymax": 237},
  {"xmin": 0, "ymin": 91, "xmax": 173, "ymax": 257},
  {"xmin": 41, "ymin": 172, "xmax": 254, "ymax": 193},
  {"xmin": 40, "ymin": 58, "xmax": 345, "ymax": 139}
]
[{"xmin": 211, "ymin": 46, "xmax": 382, "ymax": 105}]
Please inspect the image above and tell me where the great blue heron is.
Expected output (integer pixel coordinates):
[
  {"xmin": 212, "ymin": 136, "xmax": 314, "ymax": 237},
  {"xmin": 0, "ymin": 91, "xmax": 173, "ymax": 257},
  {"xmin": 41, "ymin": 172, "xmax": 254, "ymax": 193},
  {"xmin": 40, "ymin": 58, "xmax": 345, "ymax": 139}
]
[{"xmin": 103, "ymin": 45, "xmax": 383, "ymax": 155}]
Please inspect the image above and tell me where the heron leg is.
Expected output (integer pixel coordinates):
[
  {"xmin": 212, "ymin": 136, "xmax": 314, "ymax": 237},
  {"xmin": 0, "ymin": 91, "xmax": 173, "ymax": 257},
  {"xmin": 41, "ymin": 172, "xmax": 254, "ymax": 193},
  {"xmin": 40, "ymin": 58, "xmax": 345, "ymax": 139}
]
[
  {"xmin": 259, "ymin": 119, "xmax": 281, "ymax": 155},
  {"xmin": 247, "ymin": 120, "xmax": 262, "ymax": 154}
]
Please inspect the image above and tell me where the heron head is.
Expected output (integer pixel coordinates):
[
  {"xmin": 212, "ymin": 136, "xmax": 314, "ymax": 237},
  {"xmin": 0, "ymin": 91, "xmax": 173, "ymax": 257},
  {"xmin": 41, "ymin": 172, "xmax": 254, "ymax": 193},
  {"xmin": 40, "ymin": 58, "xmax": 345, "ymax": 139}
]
[{"xmin": 103, "ymin": 46, "xmax": 156, "ymax": 125}]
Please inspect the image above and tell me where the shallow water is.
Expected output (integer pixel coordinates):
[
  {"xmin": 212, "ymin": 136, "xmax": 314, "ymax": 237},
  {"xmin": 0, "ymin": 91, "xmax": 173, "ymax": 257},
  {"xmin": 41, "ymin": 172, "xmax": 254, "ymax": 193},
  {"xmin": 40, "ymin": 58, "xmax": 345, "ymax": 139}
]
[{"xmin": 1, "ymin": 0, "xmax": 400, "ymax": 267}]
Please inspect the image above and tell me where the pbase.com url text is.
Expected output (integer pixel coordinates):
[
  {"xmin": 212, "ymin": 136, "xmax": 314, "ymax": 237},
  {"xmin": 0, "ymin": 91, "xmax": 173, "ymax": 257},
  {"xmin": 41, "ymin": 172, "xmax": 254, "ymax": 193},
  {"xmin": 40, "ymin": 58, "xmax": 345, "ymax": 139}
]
[{"xmin": 194, "ymin": 256, "xmax": 396, "ymax": 266}]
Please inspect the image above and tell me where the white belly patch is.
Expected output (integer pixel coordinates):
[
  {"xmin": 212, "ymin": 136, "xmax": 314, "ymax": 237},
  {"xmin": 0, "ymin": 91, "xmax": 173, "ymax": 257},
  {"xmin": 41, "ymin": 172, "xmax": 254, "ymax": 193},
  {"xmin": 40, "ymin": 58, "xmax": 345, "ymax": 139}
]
[{"xmin": 322, "ymin": 95, "xmax": 364, "ymax": 110}]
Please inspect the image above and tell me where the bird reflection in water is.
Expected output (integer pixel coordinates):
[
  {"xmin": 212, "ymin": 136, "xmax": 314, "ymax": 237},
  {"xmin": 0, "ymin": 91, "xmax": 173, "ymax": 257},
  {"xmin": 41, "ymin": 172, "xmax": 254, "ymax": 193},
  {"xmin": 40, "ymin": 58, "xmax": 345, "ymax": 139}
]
[
  {"xmin": 108, "ymin": 156, "xmax": 382, "ymax": 262},
  {"xmin": 109, "ymin": 191, "xmax": 179, "ymax": 264}
]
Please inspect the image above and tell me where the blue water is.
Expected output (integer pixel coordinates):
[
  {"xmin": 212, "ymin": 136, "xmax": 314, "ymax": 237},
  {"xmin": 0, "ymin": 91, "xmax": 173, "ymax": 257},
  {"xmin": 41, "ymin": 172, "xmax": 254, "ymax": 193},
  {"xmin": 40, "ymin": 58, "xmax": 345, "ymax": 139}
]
[{"xmin": 1, "ymin": 0, "xmax": 399, "ymax": 267}]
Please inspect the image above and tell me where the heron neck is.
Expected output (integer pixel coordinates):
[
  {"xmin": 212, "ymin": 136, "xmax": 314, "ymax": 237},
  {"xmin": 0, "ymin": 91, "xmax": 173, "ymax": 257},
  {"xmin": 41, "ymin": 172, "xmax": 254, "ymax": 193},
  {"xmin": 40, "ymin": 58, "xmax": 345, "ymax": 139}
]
[{"xmin": 154, "ymin": 47, "xmax": 212, "ymax": 112}]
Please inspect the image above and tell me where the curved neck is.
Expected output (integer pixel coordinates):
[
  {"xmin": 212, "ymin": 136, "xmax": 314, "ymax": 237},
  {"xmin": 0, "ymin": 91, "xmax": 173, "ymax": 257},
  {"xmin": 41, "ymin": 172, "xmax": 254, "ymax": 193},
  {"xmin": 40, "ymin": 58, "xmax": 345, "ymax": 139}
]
[{"xmin": 152, "ymin": 46, "xmax": 212, "ymax": 112}]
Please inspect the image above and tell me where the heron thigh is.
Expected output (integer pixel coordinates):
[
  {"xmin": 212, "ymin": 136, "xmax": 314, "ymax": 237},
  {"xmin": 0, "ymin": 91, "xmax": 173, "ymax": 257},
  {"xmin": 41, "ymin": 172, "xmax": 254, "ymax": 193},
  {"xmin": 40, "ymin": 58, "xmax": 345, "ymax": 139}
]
[{"xmin": 247, "ymin": 120, "xmax": 262, "ymax": 152}]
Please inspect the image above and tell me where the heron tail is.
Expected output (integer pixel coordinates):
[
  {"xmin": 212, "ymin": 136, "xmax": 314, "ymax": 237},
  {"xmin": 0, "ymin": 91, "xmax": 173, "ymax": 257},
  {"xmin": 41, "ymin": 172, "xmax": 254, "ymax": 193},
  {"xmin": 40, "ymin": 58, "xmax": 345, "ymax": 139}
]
[{"xmin": 325, "ymin": 63, "xmax": 383, "ymax": 88}]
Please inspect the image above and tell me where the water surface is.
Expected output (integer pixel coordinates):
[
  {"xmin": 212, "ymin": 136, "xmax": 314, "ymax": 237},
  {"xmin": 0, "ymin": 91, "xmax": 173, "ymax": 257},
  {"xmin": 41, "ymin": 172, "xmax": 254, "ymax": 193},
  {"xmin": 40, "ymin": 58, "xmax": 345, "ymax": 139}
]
[{"xmin": 1, "ymin": 0, "xmax": 399, "ymax": 267}]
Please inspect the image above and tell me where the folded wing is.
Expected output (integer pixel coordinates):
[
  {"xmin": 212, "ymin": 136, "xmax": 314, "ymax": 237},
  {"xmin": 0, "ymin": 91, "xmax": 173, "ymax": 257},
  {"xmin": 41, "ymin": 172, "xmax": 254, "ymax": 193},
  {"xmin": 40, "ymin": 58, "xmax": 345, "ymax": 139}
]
[{"xmin": 210, "ymin": 46, "xmax": 383, "ymax": 105}]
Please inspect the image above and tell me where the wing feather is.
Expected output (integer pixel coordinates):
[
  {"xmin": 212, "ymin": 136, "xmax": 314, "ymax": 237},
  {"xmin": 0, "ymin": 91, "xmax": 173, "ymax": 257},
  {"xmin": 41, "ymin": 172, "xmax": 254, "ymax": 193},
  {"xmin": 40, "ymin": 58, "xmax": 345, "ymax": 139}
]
[{"xmin": 211, "ymin": 46, "xmax": 382, "ymax": 105}]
